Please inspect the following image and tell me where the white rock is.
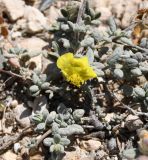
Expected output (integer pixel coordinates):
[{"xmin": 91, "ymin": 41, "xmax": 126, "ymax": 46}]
[
  {"xmin": 80, "ymin": 140, "xmax": 101, "ymax": 151},
  {"xmin": 105, "ymin": 113, "xmax": 114, "ymax": 123},
  {"xmin": 47, "ymin": 6, "xmax": 60, "ymax": 24},
  {"xmin": 90, "ymin": 0, "xmax": 109, "ymax": 8},
  {"xmin": 17, "ymin": 37, "xmax": 48, "ymax": 71},
  {"xmin": 11, "ymin": 100, "xmax": 18, "ymax": 108},
  {"xmin": 11, "ymin": 31, "xmax": 22, "ymax": 39},
  {"xmin": 18, "ymin": 37, "xmax": 47, "ymax": 51},
  {"xmin": 16, "ymin": 19, "xmax": 27, "ymax": 30},
  {"xmin": 96, "ymin": 7, "xmax": 111, "ymax": 22},
  {"xmin": 63, "ymin": 146, "xmax": 93, "ymax": 160},
  {"xmin": 14, "ymin": 143, "xmax": 21, "ymax": 153},
  {"xmin": 96, "ymin": 150, "xmax": 108, "ymax": 159},
  {"xmin": 137, "ymin": 155, "xmax": 148, "ymax": 160},
  {"xmin": 14, "ymin": 104, "xmax": 32, "ymax": 128},
  {"xmin": 1, "ymin": 0, "xmax": 25, "ymax": 21},
  {"xmin": 32, "ymin": 96, "xmax": 49, "ymax": 115},
  {"xmin": 24, "ymin": 6, "xmax": 48, "ymax": 33},
  {"xmin": 2, "ymin": 151, "xmax": 17, "ymax": 160}
]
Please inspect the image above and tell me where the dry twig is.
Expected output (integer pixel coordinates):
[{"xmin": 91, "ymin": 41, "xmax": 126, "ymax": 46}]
[
  {"xmin": 0, "ymin": 69, "xmax": 23, "ymax": 79},
  {"xmin": 76, "ymin": 0, "xmax": 87, "ymax": 24},
  {"xmin": 36, "ymin": 129, "xmax": 52, "ymax": 147}
]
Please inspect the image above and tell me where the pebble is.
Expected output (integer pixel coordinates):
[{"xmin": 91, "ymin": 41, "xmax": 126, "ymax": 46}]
[
  {"xmin": 11, "ymin": 31, "xmax": 22, "ymax": 39},
  {"xmin": 1, "ymin": 151, "xmax": 17, "ymax": 160},
  {"xmin": 96, "ymin": 150, "xmax": 108, "ymax": 159},
  {"xmin": 14, "ymin": 143, "xmax": 21, "ymax": 153},
  {"xmin": 32, "ymin": 95, "xmax": 49, "ymax": 115},
  {"xmin": 105, "ymin": 113, "xmax": 115, "ymax": 123},
  {"xmin": 14, "ymin": 103, "xmax": 32, "ymax": 127},
  {"xmin": 80, "ymin": 140, "xmax": 101, "ymax": 151},
  {"xmin": 11, "ymin": 100, "xmax": 18, "ymax": 108},
  {"xmin": 137, "ymin": 155, "xmax": 148, "ymax": 160},
  {"xmin": 107, "ymin": 138, "xmax": 117, "ymax": 153},
  {"xmin": 18, "ymin": 37, "xmax": 48, "ymax": 71},
  {"xmin": 1, "ymin": 0, "xmax": 25, "ymax": 21},
  {"xmin": 63, "ymin": 146, "xmax": 93, "ymax": 160},
  {"xmin": 125, "ymin": 115, "xmax": 143, "ymax": 132},
  {"xmin": 18, "ymin": 37, "xmax": 48, "ymax": 52},
  {"xmin": 96, "ymin": 7, "xmax": 112, "ymax": 22},
  {"xmin": 47, "ymin": 6, "xmax": 60, "ymax": 24},
  {"xmin": 24, "ymin": 6, "xmax": 48, "ymax": 33},
  {"xmin": 90, "ymin": 114, "xmax": 104, "ymax": 130}
]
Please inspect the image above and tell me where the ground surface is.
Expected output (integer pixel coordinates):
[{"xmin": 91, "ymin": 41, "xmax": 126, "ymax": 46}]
[{"xmin": 0, "ymin": 0, "xmax": 148, "ymax": 160}]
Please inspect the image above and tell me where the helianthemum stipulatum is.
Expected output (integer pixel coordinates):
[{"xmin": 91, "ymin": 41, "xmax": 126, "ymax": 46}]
[{"xmin": 57, "ymin": 53, "xmax": 97, "ymax": 87}]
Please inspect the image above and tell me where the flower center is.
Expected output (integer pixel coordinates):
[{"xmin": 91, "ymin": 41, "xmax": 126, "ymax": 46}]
[{"xmin": 67, "ymin": 74, "xmax": 84, "ymax": 87}]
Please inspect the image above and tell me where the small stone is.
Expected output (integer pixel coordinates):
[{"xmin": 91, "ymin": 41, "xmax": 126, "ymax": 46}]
[
  {"xmin": 105, "ymin": 113, "xmax": 114, "ymax": 123},
  {"xmin": 122, "ymin": 148, "xmax": 139, "ymax": 159},
  {"xmin": 63, "ymin": 146, "xmax": 93, "ymax": 160},
  {"xmin": 16, "ymin": 19, "xmax": 27, "ymax": 30},
  {"xmin": 125, "ymin": 115, "xmax": 143, "ymax": 132},
  {"xmin": 11, "ymin": 31, "xmax": 22, "ymax": 39},
  {"xmin": 89, "ymin": 0, "xmax": 107, "ymax": 8},
  {"xmin": 121, "ymin": 3, "xmax": 138, "ymax": 28},
  {"xmin": 32, "ymin": 96, "xmax": 49, "ymax": 115},
  {"xmin": 107, "ymin": 138, "xmax": 117, "ymax": 153},
  {"xmin": 137, "ymin": 155, "xmax": 148, "ymax": 160},
  {"xmin": 18, "ymin": 37, "xmax": 48, "ymax": 51},
  {"xmin": 3, "ymin": 126, "xmax": 13, "ymax": 134},
  {"xmin": 24, "ymin": 6, "xmax": 48, "ymax": 33},
  {"xmin": 96, "ymin": 150, "xmax": 108, "ymax": 159},
  {"xmin": 8, "ymin": 58, "xmax": 20, "ymax": 69},
  {"xmin": 47, "ymin": 6, "xmax": 60, "ymax": 24},
  {"xmin": 80, "ymin": 140, "xmax": 101, "ymax": 151},
  {"xmin": 11, "ymin": 100, "xmax": 18, "ymax": 108},
  {"xmin": 2, "ymin": 151, "xmax": 17, "ymax": 160},
  {"xmin": 14, "ymin": 143, "xmax": 21, "ymax": 153},
  {"xmin": 137, "ymin": 76, "xmax": 147, "ymax": 86},
  {"xmin": 1, "ymin": 0, "xmax": 25, "ymax": 21},
  {"xmin": 14, "ymin": 104, "xmax": 32, "ymax": 127},
  {"xmin": 18, "ymin": 37, "xmax": 48, "ymax": 71},
  {"xmin": 96, "ymin": 7, "xmax": 112, "ymax": 22},
  {"xmin": 90, "ymin": 114, "xmax": 104, "ymax": 130}
]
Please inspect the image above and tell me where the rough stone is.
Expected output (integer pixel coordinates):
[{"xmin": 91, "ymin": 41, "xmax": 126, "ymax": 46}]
[
  {"xmin": 107, "ymin": 138, "xmax": 117, "ymax": 152},
  {"xmin": 91, "ymin": 0, "xmax": 142, "ymax": 28},
  {"xmin": 47, "ymin": 6, "xmax": 60, "ymax": 24},
  {"xmin": 0, "ymin": 0, "xmax": 25, "ymax": 21},
  {"xmin": 32, "ymin": 95, "xmax": 49, "ymax": 115},
  {"xmin": 125, "ymin": 115, "xmax": 143, "ymax": 131},
  {"xmin": 11, "ymin": 31, "xmax": 22, "ymax": 39},
  {"xmin": 18, "ymin": 37, "xmax": 47, "ymax": 51},
  {"xmin": 1, "ymin": 151, "xmax": 17, "ymax": 160},
  {"xmin": 24, "ymin": 6, "xmax": 48, "ymax": 33},
  {"xmin": 96, "ymin": 150, "xmax": 108, "ymax": 159},
  {"xmin": 63, "ymin": 146, "xmax": 94, "ymax": 160},
  {"xmin": 14, "ymin": 104, "xmax": 32, "ymax": 128},
  {"xmin": 137, "ymin": 155, "xmax": 148, "ymax": 160},
  {"xmin": 80, "ymin": 140, "xmax": 101, "ymax": 151},
  {"xmin": 104, "ymin": 113, "xmax": 114, "ymax": 123},
  {"xmin": 10, "ymin": 100, "xmax": 18, "ymax": 108},
  {"xmin": 96, "ymin": 7, "xmax": 112, "ymax": 22},
  {"xmin": 18, "ymin": 37, "xmax": 48, "ymax": 71}
]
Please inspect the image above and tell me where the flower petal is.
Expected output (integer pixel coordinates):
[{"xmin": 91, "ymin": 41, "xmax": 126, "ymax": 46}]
[
  {"xmin": 57, "ymin": 52, "xmax": 73, "ymax": 70},
  {"xmin": 56, "ymin": 52, "xmax": 97, "ymax": 87}
]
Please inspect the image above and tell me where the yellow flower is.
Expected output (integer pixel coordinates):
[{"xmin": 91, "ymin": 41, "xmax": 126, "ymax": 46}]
[{"xmin": 57, "ymin": 53, "xmax": 97, "ymax": 87}]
